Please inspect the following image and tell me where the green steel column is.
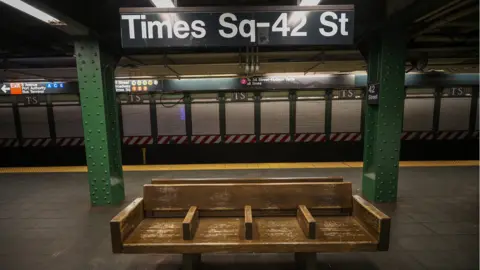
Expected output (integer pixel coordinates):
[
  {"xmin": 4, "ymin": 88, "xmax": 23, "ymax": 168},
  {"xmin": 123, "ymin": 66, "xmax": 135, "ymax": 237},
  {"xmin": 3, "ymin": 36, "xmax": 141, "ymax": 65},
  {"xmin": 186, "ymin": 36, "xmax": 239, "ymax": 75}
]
[
  {"xmin": 362, "ymin": 25, "xmax": 407, "ymax": 203},
  {"xmin": 75, "ymin": 39, "xmax": 124, "ymax": 206},
  {"xmin": 218, "ymin": 93, "xmax": 226, "ymax": 143},
  {"xmin": 289, "ymin": 90, "xmax": 297, "ymax": 141}
]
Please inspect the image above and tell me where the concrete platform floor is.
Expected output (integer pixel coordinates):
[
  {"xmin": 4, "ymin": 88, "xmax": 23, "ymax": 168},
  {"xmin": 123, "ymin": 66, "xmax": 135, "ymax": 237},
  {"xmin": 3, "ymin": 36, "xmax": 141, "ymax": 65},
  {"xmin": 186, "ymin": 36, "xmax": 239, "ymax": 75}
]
[{"xmin": 0, "ymin": 166, "xmax": 478, "ymax": 270}]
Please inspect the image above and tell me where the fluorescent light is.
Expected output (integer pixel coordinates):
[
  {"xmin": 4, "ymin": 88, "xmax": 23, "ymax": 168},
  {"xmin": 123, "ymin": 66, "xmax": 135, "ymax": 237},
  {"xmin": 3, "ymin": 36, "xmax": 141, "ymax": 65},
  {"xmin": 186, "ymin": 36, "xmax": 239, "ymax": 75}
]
[
  {"xmin": 298, "ymin": 0, "xmax": 321, "ymax": 6},
  {"xmin": 151, "ymin": 0, "xmax": 175, "ymax": 7},
  {"xmin": 0, "ymin": 0, "xmax": 65, "ymax": 25}
]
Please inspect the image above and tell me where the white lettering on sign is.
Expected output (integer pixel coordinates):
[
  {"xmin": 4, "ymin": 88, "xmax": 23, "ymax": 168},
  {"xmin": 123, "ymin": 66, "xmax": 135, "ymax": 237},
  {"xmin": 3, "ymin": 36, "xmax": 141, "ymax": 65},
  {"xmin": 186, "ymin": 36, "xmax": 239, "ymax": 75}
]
[
  {"xmin": 141, "ymin": 15, "xmax": 147, "ymax": 39},
  {"xmin": 191, "ymin": 20, "xmax": 206, "ymax": 38},
  {"xmin": 23, "ymin": 83, "xmax": 47, "ymax": 93},
  {"xmin": 122, "ymin": 15, "xmax": 141, "ymax": 39},
  {"xmin": 272, "ymin": 13, "xmax": 290, "ymax": 37},
  {"xmin": 122, "ymin": 11, "xmax": 350, "ymax": 43},
  {"xmin": 148, "ymin": 20, "xmax": 173, "ymax": 38},
  {"xmin": 291, "ymin": 14, "xmax": 307, "ymax": 37},
  {"xmin": 320, "ymin": 12, "xmax": 338, "ymax": 37},
  {"xmin": 219, "ymin": 13, "xmax": 238, "ymax": 38}
]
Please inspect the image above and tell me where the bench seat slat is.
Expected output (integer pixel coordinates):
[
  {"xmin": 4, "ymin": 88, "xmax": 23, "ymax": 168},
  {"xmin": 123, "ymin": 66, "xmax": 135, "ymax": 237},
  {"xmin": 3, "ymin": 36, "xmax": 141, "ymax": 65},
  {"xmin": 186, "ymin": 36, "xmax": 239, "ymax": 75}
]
[{"xmin": 123, "ymin": 216, "xmax": 377, "ymax": 253}]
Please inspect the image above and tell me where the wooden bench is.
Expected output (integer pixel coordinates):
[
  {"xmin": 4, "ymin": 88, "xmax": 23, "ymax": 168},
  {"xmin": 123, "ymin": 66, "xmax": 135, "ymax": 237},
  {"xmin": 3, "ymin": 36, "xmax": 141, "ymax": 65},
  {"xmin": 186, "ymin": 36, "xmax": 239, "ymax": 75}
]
[{"xmin": 111, "ymin": 179, "xmax": 390, "ymax": 270}]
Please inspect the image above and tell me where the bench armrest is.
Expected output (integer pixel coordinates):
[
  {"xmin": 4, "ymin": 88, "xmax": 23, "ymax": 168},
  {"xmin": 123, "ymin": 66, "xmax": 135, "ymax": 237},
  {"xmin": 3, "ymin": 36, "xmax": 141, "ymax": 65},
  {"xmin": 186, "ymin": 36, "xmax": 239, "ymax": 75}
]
[
  {"xmin": 352, "ymin": 195, "xmax": 391, "ymax": 251},
  {"xmin": 110, "ymin": 198, "xmax": 144, "ymax": 253}
]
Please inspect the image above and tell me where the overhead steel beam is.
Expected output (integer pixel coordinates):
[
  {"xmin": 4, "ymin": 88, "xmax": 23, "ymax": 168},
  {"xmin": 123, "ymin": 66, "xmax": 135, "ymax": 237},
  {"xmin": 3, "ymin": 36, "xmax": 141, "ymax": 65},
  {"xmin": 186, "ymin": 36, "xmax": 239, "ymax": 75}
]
[
  {"xmin": 412, "ymin": 5, "xmax": 479, "ymax": 38},
  {"xmin": 389, "ymin": 0, "xmax": 455, "ymax": 25},
  {"xmin": 421, "ymin": 0, "xmax": 476, "ymax": 23},
  {"xmin": 414, "ymin": 0, "xmax": 466, "ymax": 23},
  {"xmin": 20, "ymin": 0, "xmax": 90, "ymax": 36},
  {"xmin": 414, "ymin": 35, "xmax": 479, "ymax": 43}
]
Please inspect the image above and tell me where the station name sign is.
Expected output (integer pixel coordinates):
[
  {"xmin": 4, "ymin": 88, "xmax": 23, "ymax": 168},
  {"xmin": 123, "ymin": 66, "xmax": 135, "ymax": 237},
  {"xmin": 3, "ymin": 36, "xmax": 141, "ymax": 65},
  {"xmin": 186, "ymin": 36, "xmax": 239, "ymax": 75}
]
[{"xmin": 119, "ymin": 6, "xmax": 355, "ymax": 48}]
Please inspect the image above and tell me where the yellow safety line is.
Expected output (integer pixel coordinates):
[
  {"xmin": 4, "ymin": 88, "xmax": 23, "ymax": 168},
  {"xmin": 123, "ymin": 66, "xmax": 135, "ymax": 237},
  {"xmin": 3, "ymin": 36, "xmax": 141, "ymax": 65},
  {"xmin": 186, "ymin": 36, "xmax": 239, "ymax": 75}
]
[{"xmin": 0, "ymin": 161, "xmax": 478, "ymax": 174}]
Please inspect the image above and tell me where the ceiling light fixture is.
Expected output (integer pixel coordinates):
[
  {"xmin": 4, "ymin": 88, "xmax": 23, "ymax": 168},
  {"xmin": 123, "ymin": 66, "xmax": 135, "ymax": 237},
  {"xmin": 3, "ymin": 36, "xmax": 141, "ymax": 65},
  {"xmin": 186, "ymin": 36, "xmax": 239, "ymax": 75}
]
[
  {"xmin": 151, "ymin": 0, "xmax": 176, "ymax": 8},
  {"xmin": 298, "ymin": 0, "xmax": 321, "ymax": 6},
  {"xmin": 0, "ymin": 0, "xmax": 65, "ymax": 25}
]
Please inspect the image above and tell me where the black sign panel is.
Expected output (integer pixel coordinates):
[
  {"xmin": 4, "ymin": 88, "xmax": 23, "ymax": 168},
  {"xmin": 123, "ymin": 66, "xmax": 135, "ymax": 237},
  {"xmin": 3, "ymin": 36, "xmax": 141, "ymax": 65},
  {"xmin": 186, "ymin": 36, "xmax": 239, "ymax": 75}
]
[
  {"xmin": 367, "ymin": 83, "xmax": 380, "ymax": 105},
  {"xmin": 115, "ymin": 79, "xmax": 160, "ymax": 93},
  {"xmin": 0, "ymin": 82, "xmax": 78, "ymax": 95},
  {"xmin": 120, "ymin": 6, "xmax": 354, "ymax": 48},
  {"xmin": 162, "ymin": 75, "xmax": 355, "ymax": 91}
]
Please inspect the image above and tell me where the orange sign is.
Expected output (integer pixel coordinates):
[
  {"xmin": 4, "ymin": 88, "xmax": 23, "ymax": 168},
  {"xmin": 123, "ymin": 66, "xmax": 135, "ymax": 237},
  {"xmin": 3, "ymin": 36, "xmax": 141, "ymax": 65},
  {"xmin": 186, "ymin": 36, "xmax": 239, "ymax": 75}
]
[{"xmin": 10, "ymin": 83, "xmax": 22, "ymax": 95}]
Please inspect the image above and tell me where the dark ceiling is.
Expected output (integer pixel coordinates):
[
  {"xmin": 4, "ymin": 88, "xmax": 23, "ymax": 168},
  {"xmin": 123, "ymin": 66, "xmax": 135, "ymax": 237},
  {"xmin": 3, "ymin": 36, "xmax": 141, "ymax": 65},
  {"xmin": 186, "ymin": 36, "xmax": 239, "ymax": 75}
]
[{"xmin": 0, "ymin": 0, "xmax": 478, "ymax": 79}]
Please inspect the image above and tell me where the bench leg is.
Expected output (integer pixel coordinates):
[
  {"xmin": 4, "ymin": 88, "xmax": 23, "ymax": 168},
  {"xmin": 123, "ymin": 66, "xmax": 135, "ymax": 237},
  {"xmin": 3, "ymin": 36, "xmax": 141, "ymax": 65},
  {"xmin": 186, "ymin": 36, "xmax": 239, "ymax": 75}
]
[
  {"xmin": 295, "ymin": 252, "xmax": 317, "ymax": 270},
  {"xmin": 182, "ymin": 253, "xmax": 201, "ymax": 270}
]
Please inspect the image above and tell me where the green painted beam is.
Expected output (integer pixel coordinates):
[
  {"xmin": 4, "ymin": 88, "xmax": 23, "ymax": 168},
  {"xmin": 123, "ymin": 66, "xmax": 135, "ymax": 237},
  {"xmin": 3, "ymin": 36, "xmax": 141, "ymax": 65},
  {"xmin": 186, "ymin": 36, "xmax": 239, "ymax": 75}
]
[
  {"xmin": 362, "ymin": 23, "xmax": 407, "ymax": 203},
  {"xmin": 75, "ymin": 39, "xmax": 124, "ymax": 206}
]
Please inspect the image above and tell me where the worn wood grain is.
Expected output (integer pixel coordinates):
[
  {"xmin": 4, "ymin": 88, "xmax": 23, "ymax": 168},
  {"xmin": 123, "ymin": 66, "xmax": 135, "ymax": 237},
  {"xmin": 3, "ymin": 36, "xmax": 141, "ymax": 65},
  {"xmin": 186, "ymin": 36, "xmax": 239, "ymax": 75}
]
[
  {"xmin": 143, "ymin": 182, "xmax": 352, "ymax": 212},
  {"xmin": 146, "ymin": 208, "xmax": 349, "ymax": 218},
  {"xmin": 123, "ymin": 216, "xmax": 377, "ymax": 249},
  {"xmin": 110, "ymin": 198, "xmax": 144, "ymax": 253},
  {"xmin": 124, "ymin": 218, "xmax": 184, "ymax": 244},
  {"xmin": 315, "ymin": 216, "xmax": 377, "ymax": 243},
  {"xmin": 297, "ymin": 205, "xmax": 316, "ymax": 239},
  {"xmin": 352, "ymin": 195, "xmax": 391, "ymax": 251},
  {"xmin": 182, "ymin": 206, "xmax": 199, "ymax": 240},
  {"xmin": 244, "ymin": 205, "xmax": 253, "ymax": 240},
  {"xmin": 152, "ymin": 176, "xmax": 343, "ymax": 184}
]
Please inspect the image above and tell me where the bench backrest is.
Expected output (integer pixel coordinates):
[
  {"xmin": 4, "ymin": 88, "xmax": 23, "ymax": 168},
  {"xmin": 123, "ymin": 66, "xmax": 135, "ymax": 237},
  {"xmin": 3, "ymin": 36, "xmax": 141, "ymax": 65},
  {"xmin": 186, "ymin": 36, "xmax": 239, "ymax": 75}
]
[
  {"xmin": 151, "ymin": 176, "xmax": 343, "ymax": 184},
  {"xmin": 143, "ymin": 182, "xmax": 352, "ymax": 213}
]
